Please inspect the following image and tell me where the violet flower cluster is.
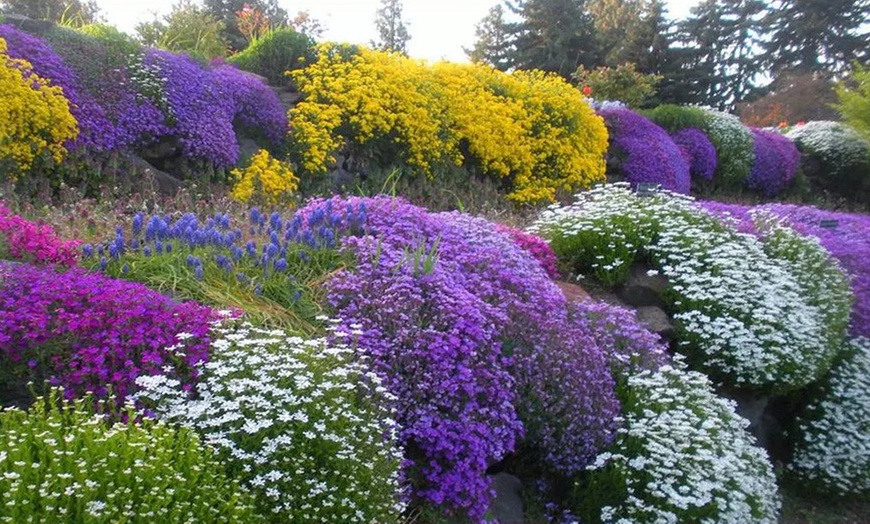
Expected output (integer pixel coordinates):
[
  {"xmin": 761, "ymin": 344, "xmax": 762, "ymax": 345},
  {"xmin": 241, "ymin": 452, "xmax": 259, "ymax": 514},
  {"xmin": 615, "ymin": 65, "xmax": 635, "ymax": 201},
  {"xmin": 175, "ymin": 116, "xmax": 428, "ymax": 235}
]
[
  {"xmin": 0, "ymin": 24, "xmax": 115, "ymax": 151},
  {"xmin": 747, "ymin": 128, "xmax": 801, "ymax": 197},
  {"xmin": 144, "ymin": 50, "xmax": 287, "ymax": 167},
  {"xmin": 671, "ymin": 127, "xmax": 717, "ymax": 182},
  {"xmin": 496, "ymin": 224, "xmax": 561, "ymax": 279},
  {"xmin": 0, "ymin": 203, "xmax": 79, "ymax": 266},
  {"xmin": 0, "ymin": 262, "xmax": 215, "ymax": 403},
  {"xmin": 702, "ymin": 201, "xmax": 870, "ymax": 338},
  {"xmin": 598, "ymin": 108, "xmax": 691, "ymax": 194},
  {"xmin": 304, "ymin": 196, "xmax": 618, "ymax": 520}
]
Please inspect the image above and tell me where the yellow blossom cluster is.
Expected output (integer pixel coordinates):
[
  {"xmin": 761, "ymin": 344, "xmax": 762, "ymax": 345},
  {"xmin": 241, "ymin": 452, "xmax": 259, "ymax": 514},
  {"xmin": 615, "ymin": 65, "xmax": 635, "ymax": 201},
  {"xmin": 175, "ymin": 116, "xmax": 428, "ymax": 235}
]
[
  {"xmin": 288, "ymin": 44, "xmax": 608, "ymax": 203},
  {"xmin": 230, "ymin": 148, "xmax": 299, "ymax": 205},
  {"xmin": 0, "ymin": 37, "xmax": 78, "ymax": 181}
]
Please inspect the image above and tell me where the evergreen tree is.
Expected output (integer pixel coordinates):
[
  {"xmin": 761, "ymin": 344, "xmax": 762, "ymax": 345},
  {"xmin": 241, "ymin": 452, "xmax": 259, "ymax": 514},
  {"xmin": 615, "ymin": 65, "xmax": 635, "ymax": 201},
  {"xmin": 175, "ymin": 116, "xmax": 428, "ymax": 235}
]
[
  {"xmin": 373, "ymin": 0, "xmax": 410, "ymax": 55},
  {"xmin": 465, "ymin": 4, "xmax": 514, "ymax": 70},
  {"xmin": 766, "ymin": 0, "xmax": 870, "ymax": 76}
]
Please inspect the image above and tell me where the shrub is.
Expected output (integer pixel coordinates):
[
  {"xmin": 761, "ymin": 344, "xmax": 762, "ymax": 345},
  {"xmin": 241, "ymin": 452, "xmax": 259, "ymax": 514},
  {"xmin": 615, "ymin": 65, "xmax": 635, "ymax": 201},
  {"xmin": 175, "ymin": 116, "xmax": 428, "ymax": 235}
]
[
  {"xmin": 0, "ymin": 262, "xmax": 215, "ymax": 403},
  {"xmin": 0, "ymin": 388, "xmax": 261, "ymax": 524},
  {"xmin": 644, "ymin": 104, "xmax": 708, "ymax": 133},
  {"xmin": 786, "ymin": 121, "xmax": 870, "ymax": 204},
  {"xmin": 227, "ymin": 27, "xmax": 315, "ymax": 86},
  {"xmin": 84, "ymin": 206, "xmax": 349, "ymax": 333},
  {"xmin": 0, "ymin": 203, "xmax": 79, "ymax": 266},
  {"xmin": 790, "ymin": 337, "xmax": 870, "ymax": 497},
  {"xmin": 317, "ymin": 196, "xmax": 618, "ymax": 519},
  {"xmin": 531, "ymin": 184, "xmax": 852, "ymax": 392},
  {"xmin": 834, "ymin": 63, "xmax": 870, "ymax": 141},
  {"xmin": 573, "ymin": 63, "xmax": 662, "ymax": 109},
  {"xmin": 575, "ymin": 360, "xmax": 780, "ymax": 524},
  {"xmin": 230, "ymin": 148, "xmax": 298, "ymax": 205},
  {"xmin": 598, "ymin": 107, "xmax": 690, "ymax": 193},
  {"xmin": 747, "ymin": 128, "xmax": 800, "ymax": 196},
  {"xmin": 134, "ymin": 322, "xmax": 405, "ymax": 523},
  {"xmin": 671, "ymin": 127, "xmax": 717, "ymax": 182},
  {"xmin": 0, "ymin": 35, "xmax": 77, "ymax": 179},
  {"xmin": 289, "ymin": 44, "xmax": 608, "ymax": 203}
]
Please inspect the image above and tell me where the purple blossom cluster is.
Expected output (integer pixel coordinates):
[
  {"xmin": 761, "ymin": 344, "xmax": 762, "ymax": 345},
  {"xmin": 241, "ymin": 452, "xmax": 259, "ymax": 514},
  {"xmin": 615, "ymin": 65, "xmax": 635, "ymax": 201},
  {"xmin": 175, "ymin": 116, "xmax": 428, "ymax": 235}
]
[
  {"xmin": 702, "ymin": 201, "xmax": 870, "ymax": 338},
  {"xmin": 0, "ymin": 24, "xmax": 114, "ymax": 151},
  {"xmin": 144, "ymin": 50, "xmax": 287, "ymax": 167},
  {"xmin": 671, "ymin": 127, "xmax": 717, "ymax": 182},
  {"xmin": 0, "ymin": 263, "xmax": 215, "ymax": 403},
  {"xmin": 747, "ymin": 128, "xmax": 801, "ymax": 197},
  {"xmin": 599, "ymin": 108, "xmax": 691, "ymax": 194},
  {"xmin": 306, "ymin": 196, "xmax": 619, "ymax": 520},
  {"xmin": 0, "ymin": 203, "xmax": 79, "ymax": 266},
  {"xmin": 496, "ymin": 224, "xmax": 561, "ymax": 279}
]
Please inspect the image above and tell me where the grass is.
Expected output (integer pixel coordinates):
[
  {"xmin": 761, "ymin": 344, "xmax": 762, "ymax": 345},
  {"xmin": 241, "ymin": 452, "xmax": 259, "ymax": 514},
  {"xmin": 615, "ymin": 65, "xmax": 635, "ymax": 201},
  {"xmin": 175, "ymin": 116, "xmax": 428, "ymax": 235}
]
[{"xmin": 780, "ymin": 487, "xmax": 870, "ymax": 524}]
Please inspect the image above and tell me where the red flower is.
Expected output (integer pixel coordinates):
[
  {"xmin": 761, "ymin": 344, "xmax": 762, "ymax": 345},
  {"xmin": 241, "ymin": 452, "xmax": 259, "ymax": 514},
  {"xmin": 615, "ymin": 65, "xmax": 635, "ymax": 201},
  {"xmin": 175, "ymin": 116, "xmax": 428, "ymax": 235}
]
[{"xmin": 582, "ymin": 85, "xmax": 593, "ymax": 96}]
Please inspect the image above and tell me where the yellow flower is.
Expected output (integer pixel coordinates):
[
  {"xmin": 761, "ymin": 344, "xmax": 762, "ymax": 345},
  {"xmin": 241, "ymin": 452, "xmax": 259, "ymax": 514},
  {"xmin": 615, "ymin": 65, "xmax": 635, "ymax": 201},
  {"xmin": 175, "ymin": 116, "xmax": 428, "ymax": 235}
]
[
  {"xmin": 0, "ymin": 37, "xmax": 78, "ymax": 181},
  {"xmin": 230, "ymin": 149, "xmax": 299, "ymax": 206},
  {"xmin": 288, "ymin": 44, "xmax": 608, "ymax": 203}
]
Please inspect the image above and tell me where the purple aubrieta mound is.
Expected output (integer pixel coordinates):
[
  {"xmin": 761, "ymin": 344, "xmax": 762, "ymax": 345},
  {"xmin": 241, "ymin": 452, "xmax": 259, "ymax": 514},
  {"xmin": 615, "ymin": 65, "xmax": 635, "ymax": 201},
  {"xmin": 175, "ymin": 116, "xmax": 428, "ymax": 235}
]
[
  {"xmin": 671, "ymin": 127, "xmax": 717, "ymax": 182},
  {"xmin": 599, "ymin": 108, "xmax": 691, "ymax": 194},
  {"xmin": 747, "ymin": 128, "xmax": 800, "ymax": 197}
]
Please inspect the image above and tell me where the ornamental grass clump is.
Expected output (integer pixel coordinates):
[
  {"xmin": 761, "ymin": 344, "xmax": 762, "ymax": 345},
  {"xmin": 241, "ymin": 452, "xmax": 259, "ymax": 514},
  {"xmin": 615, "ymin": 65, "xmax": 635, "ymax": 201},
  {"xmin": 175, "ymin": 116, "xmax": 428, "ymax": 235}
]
[
  {"xmin": 787, "ymin": 121, "xmax": 870, "ymax": 204},
  {"xmin": 598, "ymin": 107, "xmax": 691, "ymax": 194},
  {"xmin": 0, "ymin": 388, "xmax": 262, "ymax": 524},
  {"xmin": 85, "ymin": 206, "xmax": 354, "ymax": 333},
  {"xmin": 316, "ymin": 196, "xmax": 618, "ymax": 520},
  {"xmin": 0, "ymin": 34, "xmax": 78, "ymax": 180},
  {"xmin": 574, "ymin": 360, "xmax": 780, "ymax": 524},
  {"xmin": 0, "ymin": 262, "xmax": 214, "ymax": 403},
  {"xmin": 532, "ymin": 184, "xmax": 852, "ymax": 392},
  {"xmin": 289, "ymin": 44, "xmax": 608, "ymax": 203},
  {"xmin": 0, "ymin": 203, "xmax": 79, "ymax": 266},
  {"xmin": 790, "ymin": 337, "xmax": 870, "ymax": 497},
  {"xmin": 134, "ymin": 322, "xmax": 405, "ymax": 523}
]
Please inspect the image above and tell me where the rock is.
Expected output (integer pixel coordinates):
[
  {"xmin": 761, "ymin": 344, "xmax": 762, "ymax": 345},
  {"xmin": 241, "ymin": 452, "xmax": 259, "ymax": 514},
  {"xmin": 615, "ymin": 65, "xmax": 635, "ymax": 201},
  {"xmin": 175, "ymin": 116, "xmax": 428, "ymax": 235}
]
[
  {"xmin": 635, "ymin": 306, "xmax": 676, "ymax": 340},
  {"xmin": 720, "ymin": 388, "xmax": 773, "ymax": 449},
  {"xmin": 617, "ymin": 262, "xmax": 669, "ymax": 307},
  {"xmin": 237, "ymin": 136, "xmax": 261, "ymax": 163},
  {"xmin": 556, "ymin": 281, "xmax": 590, "ymax": 303},
  {"xmin": 488, "ymin": 473, "xmax": 524, "ymax": 524},
  {"xmin": 121, "ymin": 153, "xmax": 184, "ymax": 196}
]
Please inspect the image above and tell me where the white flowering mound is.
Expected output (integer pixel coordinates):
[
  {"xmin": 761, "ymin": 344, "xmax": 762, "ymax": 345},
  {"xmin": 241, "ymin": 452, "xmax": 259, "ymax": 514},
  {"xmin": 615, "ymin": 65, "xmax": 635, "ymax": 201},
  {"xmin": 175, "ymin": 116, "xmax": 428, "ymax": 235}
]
[
  {"xmin": 700, "ymin": 107, "xmax": 755, "ymax": 187},
  {"xmin": 531, "ymin": 184, "xmax": 852, "ymax": 391},
  {"xmin": 790, "ymin": 337, "xmax": 870, "ymax": 497},
  {"xmin": 578, "ymin": 361, "xmax": 781, "ymax": 524},
  {"xmin": 786, "ymin": 121, "xmax": 870, "ymax": 199},
  {"xmin": 134, "ymin": 322, "xmax": 405, "ymax": 523}
]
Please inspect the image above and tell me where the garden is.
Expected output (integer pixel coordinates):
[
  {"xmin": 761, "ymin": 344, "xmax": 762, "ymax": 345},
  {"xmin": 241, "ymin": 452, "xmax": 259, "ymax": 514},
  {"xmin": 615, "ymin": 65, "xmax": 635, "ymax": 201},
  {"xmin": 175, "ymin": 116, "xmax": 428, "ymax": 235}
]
[{"xmin": 1, "ymin": 9, "xmax": 870, "ymax": 524}]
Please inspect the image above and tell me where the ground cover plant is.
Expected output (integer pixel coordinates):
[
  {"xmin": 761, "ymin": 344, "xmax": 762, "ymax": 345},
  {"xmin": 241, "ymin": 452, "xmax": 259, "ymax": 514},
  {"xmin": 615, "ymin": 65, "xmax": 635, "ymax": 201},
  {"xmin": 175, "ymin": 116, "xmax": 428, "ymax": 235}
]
[
  {"xmin": 531, "ymin": 184, "xmax": 853, "ymax": 392},
  {"xmin": 0, "ymin": 388, "xmax": 262, "ymax": 524},
  {"xmin": 134, "ymin": 321, "xmax": 405, "ymax": 523},
  {"xmin": 0, "ymin": 202, "xmax": 79, "ymax": 265}
]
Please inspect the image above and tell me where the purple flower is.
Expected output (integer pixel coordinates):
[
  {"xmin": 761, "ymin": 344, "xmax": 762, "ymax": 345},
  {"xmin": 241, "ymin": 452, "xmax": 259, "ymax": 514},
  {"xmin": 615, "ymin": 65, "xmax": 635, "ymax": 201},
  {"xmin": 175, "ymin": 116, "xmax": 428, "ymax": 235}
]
[
  {"xmin": 747, "ymin": 128, "xmax": 800, "ymax": 197},
  {"xmin": 671, "ymin": 127, "xmax": 717, "ymax": 182},
  {"xmin": 598, "ymin": 108, "xmax": 691, "ymax": 194}
]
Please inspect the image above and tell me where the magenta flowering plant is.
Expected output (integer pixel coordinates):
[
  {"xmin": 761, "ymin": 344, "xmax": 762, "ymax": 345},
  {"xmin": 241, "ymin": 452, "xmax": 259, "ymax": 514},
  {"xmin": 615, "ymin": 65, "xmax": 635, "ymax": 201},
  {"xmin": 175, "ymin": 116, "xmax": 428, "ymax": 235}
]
[
  {"xmin": 496, "ymin": 224, "xmax": 561, "ymax": 279},
  {"xmin": 598, "ymin": 108, "xmax": 691, "ymax": 194},
  {"xmin": 0, "ymin": 203, "xmax": 79, "ymax": 266},
  {"xmin": 0, "ymin": 262, "xmax": 215, "ymax": 403},
  {"xmin": 308, "ymin": 196, "xmax": 618, "ymax": 521}
]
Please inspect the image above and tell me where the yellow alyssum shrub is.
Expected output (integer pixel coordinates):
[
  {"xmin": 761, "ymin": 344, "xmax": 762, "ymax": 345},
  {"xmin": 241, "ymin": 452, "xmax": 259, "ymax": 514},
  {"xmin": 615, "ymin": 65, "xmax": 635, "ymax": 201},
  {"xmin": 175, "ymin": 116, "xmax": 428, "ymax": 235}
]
[
  {"xmin": 288, "ymin": 44, "xmax": 608, "ymax": 203},
  {"xmin": 230, "ymin": 149, "xmax": 299, "ymax": 205},
  {"xmin": 0, "ymin": 37, "xmax": 78, "ymax": 181}
]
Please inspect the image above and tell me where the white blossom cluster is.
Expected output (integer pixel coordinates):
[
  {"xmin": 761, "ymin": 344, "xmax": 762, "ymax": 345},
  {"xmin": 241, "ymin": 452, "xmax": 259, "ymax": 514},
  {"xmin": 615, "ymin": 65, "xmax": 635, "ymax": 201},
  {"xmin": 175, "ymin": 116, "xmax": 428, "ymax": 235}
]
[
  {"xmin": 134, "ymin": 321, "xmax": 405, "ymax": 523},
  {"xmin": 700, "ymin": 107, "xmax": 755, "ymax": 184},
  {"xmin": 532, "ymin": 184, "xmax": 851, "ymax": 391},
  {"xmin": 790, "ymin": 337, "xmax": 870, "ymax": 496},
  {"xmin": 586, "ymin": 360, "xmax": 781, "ymax": 524},
  {"xmin": 786, "ymin": 121, "xmax": 870, "ymax": 169}
]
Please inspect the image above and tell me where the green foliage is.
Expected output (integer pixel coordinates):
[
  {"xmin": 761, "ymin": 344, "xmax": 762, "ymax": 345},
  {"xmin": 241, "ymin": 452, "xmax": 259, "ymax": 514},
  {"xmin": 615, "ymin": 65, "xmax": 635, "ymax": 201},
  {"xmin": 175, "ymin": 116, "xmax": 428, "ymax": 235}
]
[
  {"xmin": 135, "ymin": 0, "xmax": 227, "ymax": 61},
  {"xmin": 0, "ymin": 388, "xmax": 262, "ymax": 523},
  {"xmin": 644, "ymin": 104, "xmax": 709, "ymax": 132},
  {"xmin": 573, "ymin": 62, "xmax": 661, "ymax": 108},
  {"xmin": 835, "ymin": 64, "xmax": 870, "ymax": 141},
  {"xmin": 202, "ymin": 0, "xmax": 289, "ymax": 52},
  {"xmin": 0, "ymin": 0, "xmax": 100, "ymax": 25},
  {"xmin": 227, "ymin": 27, "xmax": 315, "ymax": 87}
]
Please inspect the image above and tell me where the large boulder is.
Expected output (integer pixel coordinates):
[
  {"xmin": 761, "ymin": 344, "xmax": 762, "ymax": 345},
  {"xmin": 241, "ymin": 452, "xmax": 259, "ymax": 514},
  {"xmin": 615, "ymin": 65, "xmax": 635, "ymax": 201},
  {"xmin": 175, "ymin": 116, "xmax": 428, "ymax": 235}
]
[{"xmin": 617, "ymin": 262, "xmax": 670, "ymax": 307}]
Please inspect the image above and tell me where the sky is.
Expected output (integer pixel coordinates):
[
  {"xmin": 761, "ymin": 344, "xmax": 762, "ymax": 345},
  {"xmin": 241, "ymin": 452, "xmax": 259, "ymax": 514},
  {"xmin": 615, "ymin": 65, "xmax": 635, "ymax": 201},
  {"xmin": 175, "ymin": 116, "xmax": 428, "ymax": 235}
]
[{"xmin": 94, "ymin": 0, "xmax": 701, "ymax": 63}]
